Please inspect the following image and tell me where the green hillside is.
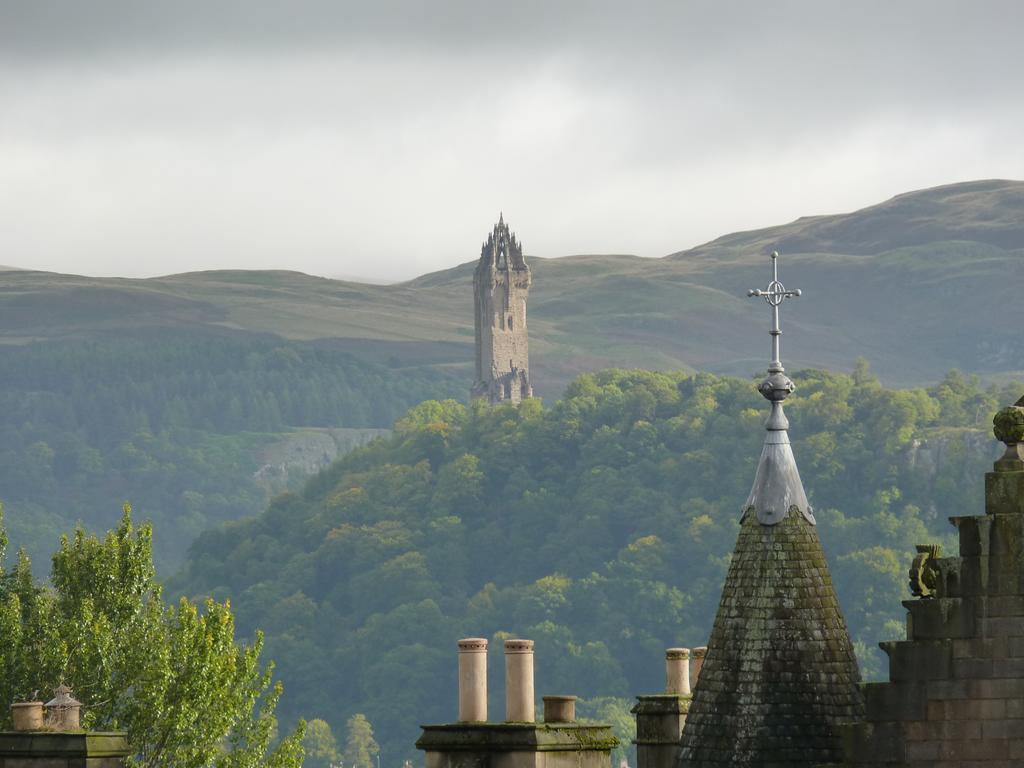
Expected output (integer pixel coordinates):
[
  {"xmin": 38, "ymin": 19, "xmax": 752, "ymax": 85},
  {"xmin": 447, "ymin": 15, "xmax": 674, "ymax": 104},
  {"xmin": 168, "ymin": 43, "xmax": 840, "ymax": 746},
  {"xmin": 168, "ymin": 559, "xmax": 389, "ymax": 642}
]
[
  {"xmin": 1, "ymin": 178, "xmax": 1022, "ymax": 570},
  {"xmin": 2, "ymin": 180, "xmax": 1023, "ymax": 396},
  {"xmin": 172, "ymin": 367, "xmax": 1011, "ymax": 764}
]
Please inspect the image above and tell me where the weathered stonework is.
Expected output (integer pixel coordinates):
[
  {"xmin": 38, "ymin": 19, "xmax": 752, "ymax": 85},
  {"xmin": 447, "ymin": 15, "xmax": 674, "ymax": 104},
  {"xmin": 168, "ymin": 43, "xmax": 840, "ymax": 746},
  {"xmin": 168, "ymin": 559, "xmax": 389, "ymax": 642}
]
[
  {"xmin": 0, "ymin": 731, "xmax": 130, "ymax": 767},
  {"xmin": 634, "ymin": 694, "xmax": 690, "ymax": 768},
  {"xmin": 417, "ymin": 722, "xmax": 617, "ymax": 768},
  {"xmin": 836, "ymin": 401, "xmax": 1024, "ymax": 766},
  {"xmin": 677, "ymin": 507, "xmax": 864, "ymax": 766},
  {"xmin": 472, "ymin": 215, "xmax": 532, "ymax": 405}
]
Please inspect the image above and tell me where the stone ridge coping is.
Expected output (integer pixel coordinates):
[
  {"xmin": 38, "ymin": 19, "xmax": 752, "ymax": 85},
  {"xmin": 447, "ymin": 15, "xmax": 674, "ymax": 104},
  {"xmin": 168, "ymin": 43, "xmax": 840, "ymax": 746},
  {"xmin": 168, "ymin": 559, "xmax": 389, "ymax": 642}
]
[
  {"xmin": 0, "ymin": 731, "xmax": 130, "ymax": 757},
  {"xmin": 416, "ymin": 723, "xmax": 619, "ymax": 752},
  {"xmin": 630, "ymin": 694, "xmax": 692, "ymax": 716}
]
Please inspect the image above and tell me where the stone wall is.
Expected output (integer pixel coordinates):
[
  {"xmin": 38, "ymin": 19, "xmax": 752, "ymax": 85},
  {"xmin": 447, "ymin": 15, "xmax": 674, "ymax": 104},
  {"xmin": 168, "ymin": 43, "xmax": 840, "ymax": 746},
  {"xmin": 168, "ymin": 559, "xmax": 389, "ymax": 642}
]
[
  {"xmin": 837, "ymin": 403, "xmax": 1024, "ymax": 766},
  {"xmin": 0, "ymin": 732, "xmax": 129, "ymax": 767}
]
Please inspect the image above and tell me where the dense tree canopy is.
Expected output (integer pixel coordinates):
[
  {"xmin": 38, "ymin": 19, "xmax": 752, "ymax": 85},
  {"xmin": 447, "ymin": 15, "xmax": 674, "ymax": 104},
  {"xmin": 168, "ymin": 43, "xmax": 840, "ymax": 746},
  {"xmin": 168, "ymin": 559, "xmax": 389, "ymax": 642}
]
[
  {"xmin": 175, "ymin": 366, "xmax": 1013, "ymax": 765},
  {"xmin": 0, "ymin": 332, "xmax": 461, "ymax": 571},
  {"xmin": 0, "ymin": 505, "xmax": 304, "ymax": 768}
]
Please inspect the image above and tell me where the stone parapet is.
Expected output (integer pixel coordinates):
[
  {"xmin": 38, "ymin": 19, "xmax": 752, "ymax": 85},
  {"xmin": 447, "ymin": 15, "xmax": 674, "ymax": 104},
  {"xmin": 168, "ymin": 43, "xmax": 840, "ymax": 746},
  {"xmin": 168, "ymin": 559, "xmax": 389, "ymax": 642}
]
[{"xmin": 0, "ymin": 731, "xmax": 130, "ymax": 767}]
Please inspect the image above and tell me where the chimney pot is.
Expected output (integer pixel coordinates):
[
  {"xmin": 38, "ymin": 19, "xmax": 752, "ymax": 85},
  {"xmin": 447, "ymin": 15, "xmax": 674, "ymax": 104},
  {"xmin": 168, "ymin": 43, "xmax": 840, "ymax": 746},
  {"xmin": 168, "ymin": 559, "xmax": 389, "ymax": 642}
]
[
  {"xmin": 504, "ymin": 639, "xmax": 535, "ymax": 722},
  {"xmin": 457, "ymin": 638, "xmax": 488, "ymax": 722},
  {"xmin": 44, "ymin": 685, "xmax": 83, "ymax": 731},
  {"xmin": 665, "ymin": 647, "xmax": 691, "ymax": 695},
  {"xmin": 692, "ymin": 646, "xmax": 708, "ymax": 689},
  {"xmin": 542, "ymin": 695, "xmax": 577, "ymax": 723},
  {"xmin": 10, "ymin": 702, "xmax": 44, "ymax": 732}
]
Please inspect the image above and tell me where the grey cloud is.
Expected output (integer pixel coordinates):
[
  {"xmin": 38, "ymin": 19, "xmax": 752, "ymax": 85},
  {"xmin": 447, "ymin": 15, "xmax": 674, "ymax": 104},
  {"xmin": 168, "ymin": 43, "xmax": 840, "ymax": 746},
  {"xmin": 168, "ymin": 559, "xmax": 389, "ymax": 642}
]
[
  {"xmin": 0, "ymin": 1, "xmax": 1022, "ymax": 280},
  {"xmin": 2, "ymin": 1, "xmax": 1021, "ymax": 60}
]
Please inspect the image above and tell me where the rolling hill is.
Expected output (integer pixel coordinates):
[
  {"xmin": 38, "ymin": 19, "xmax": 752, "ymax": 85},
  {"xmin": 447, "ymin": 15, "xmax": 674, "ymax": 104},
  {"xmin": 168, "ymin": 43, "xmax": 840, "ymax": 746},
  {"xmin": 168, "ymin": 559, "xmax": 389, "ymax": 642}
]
[
  {"xmin": 1, "ymin": 179, "xmax": 1022, "ymax": 395},
  {"xmin": 1, "ymin": 178, "xmax": 1023, "ymax": 575}
]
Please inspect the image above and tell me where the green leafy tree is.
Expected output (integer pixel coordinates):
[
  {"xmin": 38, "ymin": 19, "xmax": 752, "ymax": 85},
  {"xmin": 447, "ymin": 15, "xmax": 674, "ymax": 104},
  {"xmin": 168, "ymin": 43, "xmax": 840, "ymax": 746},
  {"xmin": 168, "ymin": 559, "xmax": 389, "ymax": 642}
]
[
  {"xmin": 303, "ymin": 719, "xmax": 341, "ymax": 768},
  {"xmin": 343, "ymin": 714, "xmax": 380, "ymax": 768},
  {"xmin": 0, "ymin": 505, "xmax": 304, "ymax": 768},
  {"xmin": 577, "ymin": 697, "xmax": 636, "ymax": 765}
]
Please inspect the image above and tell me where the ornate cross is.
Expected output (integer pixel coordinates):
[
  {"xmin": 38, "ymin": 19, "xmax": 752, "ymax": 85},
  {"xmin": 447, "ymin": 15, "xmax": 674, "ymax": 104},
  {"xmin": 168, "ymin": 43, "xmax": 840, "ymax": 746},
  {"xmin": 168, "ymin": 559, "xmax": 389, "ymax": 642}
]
[{"xmin": 747, "ymin": 251, "xmax": 801, "ymax": 374}]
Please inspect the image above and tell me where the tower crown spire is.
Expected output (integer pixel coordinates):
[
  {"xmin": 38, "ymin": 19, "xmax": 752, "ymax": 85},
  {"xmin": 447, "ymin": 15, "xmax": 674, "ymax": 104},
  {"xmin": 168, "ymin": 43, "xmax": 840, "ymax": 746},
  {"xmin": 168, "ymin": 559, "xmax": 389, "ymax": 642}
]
[
  {"xmin": 471, "ymin": 214, "xmax": 532, "ymax": 404},
  {"xmin": 678, "ymin": 250, "xmax": 862, "ymax": 766},
  {"xmin": 743, "ymin": 251, "xmax": 813, "ymax": 525}
]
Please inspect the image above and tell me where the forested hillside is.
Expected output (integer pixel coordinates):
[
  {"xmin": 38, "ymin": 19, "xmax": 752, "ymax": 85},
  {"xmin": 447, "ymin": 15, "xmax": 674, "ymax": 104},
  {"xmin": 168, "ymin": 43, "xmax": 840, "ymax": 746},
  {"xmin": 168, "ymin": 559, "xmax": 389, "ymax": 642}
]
[
  {"xmin": 174, "ymin": 366, "xmax": 1011, "ymax": 765},
  {"xmin": 0, "ymin": 332, "xmax": 461, "ymax": 570},
  {"xmin": 2, "ymin": 179, "xmax": 1023, "ymax": 574}
]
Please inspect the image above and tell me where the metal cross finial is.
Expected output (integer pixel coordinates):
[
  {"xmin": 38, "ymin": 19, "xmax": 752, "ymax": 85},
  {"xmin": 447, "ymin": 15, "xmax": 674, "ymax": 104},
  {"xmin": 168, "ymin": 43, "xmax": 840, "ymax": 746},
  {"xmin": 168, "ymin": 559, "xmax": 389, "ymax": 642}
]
[{"xmin": 747, "ymin": 251, "xmax": 801, "ymax": 374}]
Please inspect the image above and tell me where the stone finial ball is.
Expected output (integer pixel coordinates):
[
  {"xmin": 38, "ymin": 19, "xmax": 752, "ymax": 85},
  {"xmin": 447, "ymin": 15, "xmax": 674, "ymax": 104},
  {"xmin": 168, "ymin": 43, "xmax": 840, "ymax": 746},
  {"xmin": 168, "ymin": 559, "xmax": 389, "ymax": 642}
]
[{"xmin": 992, "ymin": 404, "xmax": 1024, "ymax": 444}]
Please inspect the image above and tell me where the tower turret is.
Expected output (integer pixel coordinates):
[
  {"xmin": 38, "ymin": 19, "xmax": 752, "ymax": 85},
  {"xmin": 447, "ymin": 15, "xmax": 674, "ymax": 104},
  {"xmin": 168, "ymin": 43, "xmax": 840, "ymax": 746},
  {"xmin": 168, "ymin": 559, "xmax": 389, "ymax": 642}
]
[
  {"xmin": 471, "ymin": 215, "xmax": 533, "ymax": 404},
  {"xmin": 678, "ymin": 252, "xmax": 863, "ymax": 767}
]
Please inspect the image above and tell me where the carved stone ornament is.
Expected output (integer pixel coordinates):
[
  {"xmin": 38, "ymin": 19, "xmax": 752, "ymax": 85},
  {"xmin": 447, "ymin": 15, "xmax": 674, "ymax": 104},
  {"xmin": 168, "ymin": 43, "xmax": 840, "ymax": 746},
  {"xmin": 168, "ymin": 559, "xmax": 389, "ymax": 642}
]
[
  {"xmin": 992, "ymin": 399, "xmax": 1024, "ymax": 471},
  {"xmin": 908, "ymin": 543, "xmax": 942, "ymax": 599}
]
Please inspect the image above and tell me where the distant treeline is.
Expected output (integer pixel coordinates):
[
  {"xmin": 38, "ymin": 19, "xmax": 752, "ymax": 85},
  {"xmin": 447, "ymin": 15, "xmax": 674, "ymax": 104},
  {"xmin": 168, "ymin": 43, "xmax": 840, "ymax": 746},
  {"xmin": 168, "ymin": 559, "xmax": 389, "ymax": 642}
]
[
  {"xmin": 0, "ymin": 332, "xmax": 463, "ymax": 570},
  {"xmin": 172, "ymin": 365, "xmax": 1013, "ymax": 764}
]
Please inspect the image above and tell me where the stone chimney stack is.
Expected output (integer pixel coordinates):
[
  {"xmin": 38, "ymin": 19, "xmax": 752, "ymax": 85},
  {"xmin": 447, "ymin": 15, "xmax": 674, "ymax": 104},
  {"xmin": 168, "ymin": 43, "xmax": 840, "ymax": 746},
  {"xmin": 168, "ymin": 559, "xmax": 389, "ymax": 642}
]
[
  {"xmin": 419, "ymin": 637, "xmax": 617, "ymax": 768},
  {"xmin": 632, "ymin": 648, "xmax": 694, "ymax": 768},
  {"xmin": 3, "ymin": 687, "xmax": 130, "ymax": 767}
]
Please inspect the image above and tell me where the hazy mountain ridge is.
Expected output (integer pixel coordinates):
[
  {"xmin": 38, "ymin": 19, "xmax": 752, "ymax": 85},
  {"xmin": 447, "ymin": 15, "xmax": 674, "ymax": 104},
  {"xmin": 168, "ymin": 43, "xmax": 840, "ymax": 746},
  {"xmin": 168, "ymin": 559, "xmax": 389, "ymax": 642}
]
[
  {"xmin": 2, "ymin": 180, "xmax": 1023, "ymax": 392},
  {"xmin": 673, "ymin": 179, "xmax": 1024, "ymax": 259}
]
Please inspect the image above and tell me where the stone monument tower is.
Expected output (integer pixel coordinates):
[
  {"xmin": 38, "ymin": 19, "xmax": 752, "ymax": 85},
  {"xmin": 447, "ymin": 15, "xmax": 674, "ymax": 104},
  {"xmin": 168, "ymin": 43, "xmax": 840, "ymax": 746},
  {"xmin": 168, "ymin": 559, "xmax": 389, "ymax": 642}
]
[
  {"xmin": 472, "ymin": 214, "xmax": 533, "ymax": 404},
  {"xmin": 678, "ymin": 252, "xmax": 863, "ymax": 767}
]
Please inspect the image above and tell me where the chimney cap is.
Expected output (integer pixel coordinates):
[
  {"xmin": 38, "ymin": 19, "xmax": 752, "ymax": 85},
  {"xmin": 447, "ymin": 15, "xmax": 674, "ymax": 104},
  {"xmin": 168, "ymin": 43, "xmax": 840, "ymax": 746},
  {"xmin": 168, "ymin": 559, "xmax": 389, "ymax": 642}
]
[
  {"xmin": 458, "ymin": 638, "xmax": 488, "ymax": 651},
  {"xmin": 45, "ymin": 684, "xmax": 82, "ymax": 709},
  {"xmin": 504, "ymin": 639, "xmax": 534, "ymax": 653}
]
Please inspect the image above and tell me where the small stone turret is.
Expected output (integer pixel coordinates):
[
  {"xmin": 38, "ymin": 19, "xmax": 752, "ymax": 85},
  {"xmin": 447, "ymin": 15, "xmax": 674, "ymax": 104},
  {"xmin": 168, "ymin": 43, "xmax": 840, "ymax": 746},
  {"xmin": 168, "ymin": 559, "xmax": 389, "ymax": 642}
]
[
  {"xmin": 678, "ymin": 253, "xmax": 863, "ymax": 766},
  {"xmin": 471, "ymin": 215, "xmax": 533, "ymax": 404}
]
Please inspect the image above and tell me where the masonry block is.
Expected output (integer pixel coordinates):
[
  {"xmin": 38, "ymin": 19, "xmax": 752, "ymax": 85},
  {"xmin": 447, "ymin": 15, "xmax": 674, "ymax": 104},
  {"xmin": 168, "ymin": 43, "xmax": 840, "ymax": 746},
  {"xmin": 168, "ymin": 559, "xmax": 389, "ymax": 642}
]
[
  {"xmin": 904, "ymin": 599, "xmax": 973, "ymax": 640},
  {"xmin": 861, "ymin": 682, "xmax": 927, "ymax": 722},
  {"xmin": 882, "ymin": 640, "xmax": 952, "ymax": 682},
  {"xmin": 985, "ymin": 470, "xmax": 1024, "ymax": 516},
  {"xmin": 418, "ymin": 722, "xmax": 618, "ymax": 768},
  {"xmin": 0, "ymin": 732, "xmax": 129, "ymax": 768}
]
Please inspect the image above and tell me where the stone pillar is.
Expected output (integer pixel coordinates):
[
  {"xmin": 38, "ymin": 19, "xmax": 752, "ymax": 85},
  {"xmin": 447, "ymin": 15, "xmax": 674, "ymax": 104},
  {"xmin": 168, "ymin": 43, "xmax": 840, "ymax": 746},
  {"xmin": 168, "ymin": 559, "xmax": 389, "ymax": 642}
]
[
  {"xmin": 691, "ymin": 646, "xmax": 707, "ymax": 688},
  {"xmin": 665, "ymin": 648, "xmax": 690, "ymax": 695},
  {"xmin": 457, "ymin": 638, "xmax": 488, "ymax": 722},
  {"xmin": 542, "ymin": 695, "xmax": 576, "ymax": 723},
  {"xmin": 504, "ymin": 639, "xmax": 535, "ymax": 723}
]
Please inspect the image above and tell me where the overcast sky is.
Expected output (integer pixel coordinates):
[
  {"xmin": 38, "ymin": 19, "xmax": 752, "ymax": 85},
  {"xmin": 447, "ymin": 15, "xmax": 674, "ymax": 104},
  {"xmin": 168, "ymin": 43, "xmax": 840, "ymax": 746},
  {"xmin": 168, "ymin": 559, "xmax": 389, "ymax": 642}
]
[{"xmin": 1, "ymin": 1, "xmax": 1022, "ymax": 281}]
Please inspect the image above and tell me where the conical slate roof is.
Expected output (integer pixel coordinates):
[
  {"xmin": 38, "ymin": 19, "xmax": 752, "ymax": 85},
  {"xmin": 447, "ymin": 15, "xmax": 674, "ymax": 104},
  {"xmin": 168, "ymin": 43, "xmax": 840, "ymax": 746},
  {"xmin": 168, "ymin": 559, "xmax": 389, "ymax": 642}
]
[{"xmin": 678, "ymin": 254, "xmax": 863, "ymax": 767}]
